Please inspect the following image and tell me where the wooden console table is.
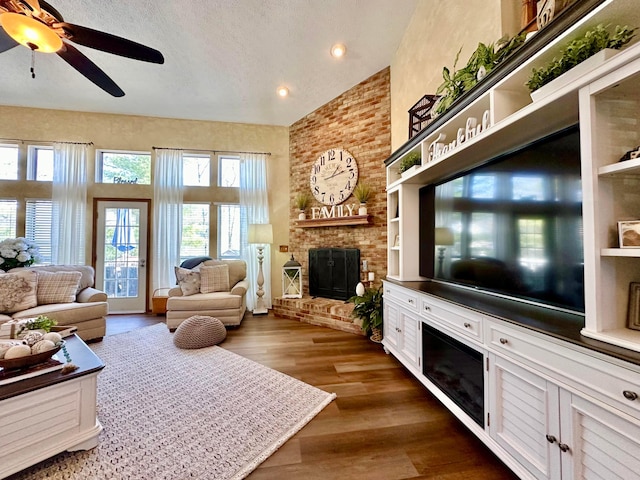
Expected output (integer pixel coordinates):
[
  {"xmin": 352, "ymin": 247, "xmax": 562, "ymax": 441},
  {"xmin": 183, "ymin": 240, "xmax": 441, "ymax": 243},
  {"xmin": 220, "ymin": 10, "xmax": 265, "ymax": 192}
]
[{"xmin": 0, "ymin": 335, "xmax": 105, "ymax": 479}]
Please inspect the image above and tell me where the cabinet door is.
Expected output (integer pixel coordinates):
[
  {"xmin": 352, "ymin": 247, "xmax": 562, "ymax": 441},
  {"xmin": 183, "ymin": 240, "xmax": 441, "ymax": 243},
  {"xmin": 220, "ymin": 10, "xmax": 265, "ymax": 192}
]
[
  {"xmin": 398, "ymin": 309, "xmax": 421, "ymax": 370},
  {"xmin": 488, "ymin": 354, "xmax": 561, "ymax": 480},
  {"xmin": 559, "ymin": 390, "xmax": 640, "ymax": 480},
  {"xmin": 383, "ymin": 299, "xmax": 400, "ymax": 351}
]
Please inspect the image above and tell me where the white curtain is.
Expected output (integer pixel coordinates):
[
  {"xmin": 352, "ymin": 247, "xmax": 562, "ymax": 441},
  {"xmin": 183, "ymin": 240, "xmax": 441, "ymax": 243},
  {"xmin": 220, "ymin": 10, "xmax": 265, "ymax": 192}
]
[
  {"xmin": 239, "ymin": 153, "xmax": 271, "ymax": 311},
  {"xmin": 152, "ymin": 148, "xmax": 183, "ymax": 291},
  {"xmin": 51, "ymin": 142, "xmax": 89, "ymax": 265}
]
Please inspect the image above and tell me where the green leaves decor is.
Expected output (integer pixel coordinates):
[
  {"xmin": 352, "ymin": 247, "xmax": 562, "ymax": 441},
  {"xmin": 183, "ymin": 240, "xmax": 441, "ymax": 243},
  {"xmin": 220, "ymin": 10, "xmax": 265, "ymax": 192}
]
[
  {"xmin": 526, "ymin": 24, "xmax": 636, "ymax": 92},
  {"xmin": 399, "ymin": 152, "xmax": 421, "ymax": 174},
  {"xmin": 435, "ymin": 33, "xmax": 526, "ymax": 116},
  {"xmin": 348, "ymin": 286, "xmax": 383, "ymax": 335}
]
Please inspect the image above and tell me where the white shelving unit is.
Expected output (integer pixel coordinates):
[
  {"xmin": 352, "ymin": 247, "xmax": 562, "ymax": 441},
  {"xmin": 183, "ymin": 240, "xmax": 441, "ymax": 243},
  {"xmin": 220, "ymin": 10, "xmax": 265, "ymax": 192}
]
[{"xmin": 580, "ymin": 55, "xmax": 640, "ymax": 351}]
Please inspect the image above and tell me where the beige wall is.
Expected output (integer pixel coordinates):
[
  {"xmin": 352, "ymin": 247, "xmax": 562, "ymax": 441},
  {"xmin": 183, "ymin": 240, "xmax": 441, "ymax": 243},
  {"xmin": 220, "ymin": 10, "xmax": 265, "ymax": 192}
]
[
  {"xmin": 0, "ymin": 105, "xmax": 290, "ymax": 300},
  {"xmin": 391, "ymin": 0, "xmax": 518, "ymax": 151}
]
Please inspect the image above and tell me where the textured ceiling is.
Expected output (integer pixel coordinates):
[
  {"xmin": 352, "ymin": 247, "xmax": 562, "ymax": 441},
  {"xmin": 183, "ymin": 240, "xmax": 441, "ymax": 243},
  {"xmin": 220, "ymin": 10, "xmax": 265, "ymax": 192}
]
[{"xmin": 0, "ymin": 0, "xmax": 418, "ymax": 126}]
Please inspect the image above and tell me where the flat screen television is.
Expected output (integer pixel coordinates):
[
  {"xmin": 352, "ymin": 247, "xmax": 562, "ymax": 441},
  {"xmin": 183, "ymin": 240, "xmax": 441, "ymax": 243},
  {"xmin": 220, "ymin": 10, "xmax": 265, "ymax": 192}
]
[{"xmin": 419, "ymin": 125, "xmax": 584, "ymax": 313}]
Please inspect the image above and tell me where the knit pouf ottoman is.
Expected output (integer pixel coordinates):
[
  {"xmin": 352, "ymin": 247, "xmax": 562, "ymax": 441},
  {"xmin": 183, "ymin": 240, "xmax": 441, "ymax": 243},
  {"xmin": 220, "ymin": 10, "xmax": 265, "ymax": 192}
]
[{"xmin": 173, "ymin": 315, "xmax": 227, "ymax": 349}]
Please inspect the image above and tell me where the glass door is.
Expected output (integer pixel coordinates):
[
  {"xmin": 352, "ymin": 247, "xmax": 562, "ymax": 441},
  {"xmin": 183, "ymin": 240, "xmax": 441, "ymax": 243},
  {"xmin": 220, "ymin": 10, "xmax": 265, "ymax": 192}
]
[{"xmin": 95, "ymin": 200, "xmax": 149, "ymax": 313}]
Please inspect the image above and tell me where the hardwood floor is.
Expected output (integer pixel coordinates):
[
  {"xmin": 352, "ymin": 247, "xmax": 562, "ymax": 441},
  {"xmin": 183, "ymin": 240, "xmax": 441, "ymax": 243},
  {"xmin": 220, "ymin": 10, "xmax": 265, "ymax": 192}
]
[{"xmin": 105, "ymin": 312, "xmax": 519, "ymax": 479}]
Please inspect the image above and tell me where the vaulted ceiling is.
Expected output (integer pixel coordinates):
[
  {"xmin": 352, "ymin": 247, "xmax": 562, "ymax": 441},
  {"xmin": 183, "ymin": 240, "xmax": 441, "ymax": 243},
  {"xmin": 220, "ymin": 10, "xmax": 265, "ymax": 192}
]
[{"xmin": 0, "ymin": 0, "xmax": 418, "ymax": 126}]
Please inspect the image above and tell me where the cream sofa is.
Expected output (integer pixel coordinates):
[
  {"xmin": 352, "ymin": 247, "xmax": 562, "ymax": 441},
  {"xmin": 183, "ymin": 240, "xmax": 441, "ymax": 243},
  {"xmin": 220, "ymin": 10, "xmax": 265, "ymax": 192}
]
[
  {"xmin": 0, "ymin": 265, "xmax": 108, "ymax": 342},
  {"xmin": 166, "ymin": 259, "xmax": 248, "ymax": 330}
]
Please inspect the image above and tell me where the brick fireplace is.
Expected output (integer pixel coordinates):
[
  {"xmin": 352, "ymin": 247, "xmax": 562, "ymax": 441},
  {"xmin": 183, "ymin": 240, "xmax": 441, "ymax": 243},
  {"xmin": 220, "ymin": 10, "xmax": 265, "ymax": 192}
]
[{"xmin": 274, "ymin": 68, "xmax": 390, "ymax": 333}]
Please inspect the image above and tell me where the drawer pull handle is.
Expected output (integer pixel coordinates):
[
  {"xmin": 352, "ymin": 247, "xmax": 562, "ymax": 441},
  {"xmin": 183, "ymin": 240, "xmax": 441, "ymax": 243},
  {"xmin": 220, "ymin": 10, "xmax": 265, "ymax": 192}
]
[
  {"xmin": 558, "ymin": 443, "xmax": 570, "ymax": 453},
  {"xmin": 545, "ymin": 434, "xmax": 557, "ymax": 444},
  {"xmin": 464, "ymin": 322, "xmax": 471, "ymax": 328},
  {"xmin": 424, "ymin": 305, "xmax": 431, "ymax": 312},
  {"xmin": 499, "ymin": 338, "xmax": 508, "ymax": 345},
  {"xmin": 623, "ymin": 390, "xmax": 638, "ymax": 401},
  {"xmin": 408, "ymin": 299, "xmax": 414, "ymax": 304}
]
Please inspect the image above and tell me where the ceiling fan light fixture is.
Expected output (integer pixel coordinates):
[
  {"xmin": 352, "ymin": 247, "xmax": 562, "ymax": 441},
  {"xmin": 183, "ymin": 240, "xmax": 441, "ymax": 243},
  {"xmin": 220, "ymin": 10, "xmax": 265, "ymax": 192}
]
[{"xmin": 0, "ymin": 12, "xmax": 62, "ymax": 53}]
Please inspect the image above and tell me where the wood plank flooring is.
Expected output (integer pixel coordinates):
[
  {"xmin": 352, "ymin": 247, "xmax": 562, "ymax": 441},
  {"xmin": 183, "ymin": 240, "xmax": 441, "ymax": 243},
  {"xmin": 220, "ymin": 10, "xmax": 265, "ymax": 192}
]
[{"xmin": 105, "ymin": 312, "xmax": 519, "ymax": 479}]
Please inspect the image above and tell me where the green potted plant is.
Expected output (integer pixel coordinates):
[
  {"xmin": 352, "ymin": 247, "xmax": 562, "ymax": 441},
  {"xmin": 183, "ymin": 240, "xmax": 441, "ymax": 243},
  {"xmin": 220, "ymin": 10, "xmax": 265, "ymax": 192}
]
[
  {"xmin": 353, "ymin": 183, "xmax": 372, "ymax": 215},
  {"xmin": 348, "ymin": 286, "xmax": 383, "ymax": 343},
  {"xmin": 434, "ymin": 33, "xmax": 526, "ymax": 116},
  {"xmin": 17, "ymin": 315, "xmax": 57, "ymax": 336},
  {"xmin": 293, "ymin": 192, "xmax": 312, "ymax": 220},
  {"xmin": 399, "ymin": 152, "xmax": 421, "ymax": 175},
  {"xmin": 527, "ymin": 24, "xmax": 635, "ymax": 97}
]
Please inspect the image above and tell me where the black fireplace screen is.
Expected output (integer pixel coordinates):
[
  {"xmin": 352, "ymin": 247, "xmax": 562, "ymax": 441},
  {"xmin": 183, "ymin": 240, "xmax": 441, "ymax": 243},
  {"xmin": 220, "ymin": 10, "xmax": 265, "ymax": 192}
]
[{"xmin": 308, "ymin": 248, "xmax": 360, "ymax": 301}]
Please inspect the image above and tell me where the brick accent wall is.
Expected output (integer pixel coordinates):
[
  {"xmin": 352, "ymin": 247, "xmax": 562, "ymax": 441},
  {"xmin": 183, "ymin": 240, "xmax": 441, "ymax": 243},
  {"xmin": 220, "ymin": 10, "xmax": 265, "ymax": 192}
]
[{"xmin": 288, "ymin": 67, "xmax": 391, "ymax": 294}]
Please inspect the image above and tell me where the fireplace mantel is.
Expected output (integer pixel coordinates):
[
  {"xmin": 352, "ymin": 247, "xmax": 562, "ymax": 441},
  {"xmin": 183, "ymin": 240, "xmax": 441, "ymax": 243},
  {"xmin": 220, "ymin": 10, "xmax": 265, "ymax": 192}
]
[{"xmin": 295, "ymin": 215, "xmax": 372, "ymax": 228}]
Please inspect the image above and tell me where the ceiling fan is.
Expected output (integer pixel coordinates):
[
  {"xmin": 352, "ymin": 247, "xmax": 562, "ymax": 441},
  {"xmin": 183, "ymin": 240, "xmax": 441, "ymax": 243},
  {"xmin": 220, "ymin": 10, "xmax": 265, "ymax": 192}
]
[{"xmin": 0, "ymin": 0, "xmax": 164, "ymax": 97}]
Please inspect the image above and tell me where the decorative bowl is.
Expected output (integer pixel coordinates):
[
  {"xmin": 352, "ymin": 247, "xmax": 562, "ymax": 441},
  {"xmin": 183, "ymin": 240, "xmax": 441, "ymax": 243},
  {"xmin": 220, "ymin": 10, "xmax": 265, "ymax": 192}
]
[{"xmin": 0, "ymin": 342, "xmax": 63, "ymax": 371}]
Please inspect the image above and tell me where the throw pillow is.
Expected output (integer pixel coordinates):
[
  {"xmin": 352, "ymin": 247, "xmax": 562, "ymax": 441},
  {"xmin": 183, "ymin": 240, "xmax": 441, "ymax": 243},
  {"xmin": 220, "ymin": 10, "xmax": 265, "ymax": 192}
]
[
  {"xmin": 0, "ymin": 270, "xmax": 38, "ymax": 313},
  {"xmin": 175, "ymin": 266, "xmax": 201, "ymax": 296},
  {"xmin": 36, "ymin": 270, "xmax": 83, "ymax": 305},
  {"xmin": 200, "ymin": 264, "xmax": 230, "ymax": 293}
]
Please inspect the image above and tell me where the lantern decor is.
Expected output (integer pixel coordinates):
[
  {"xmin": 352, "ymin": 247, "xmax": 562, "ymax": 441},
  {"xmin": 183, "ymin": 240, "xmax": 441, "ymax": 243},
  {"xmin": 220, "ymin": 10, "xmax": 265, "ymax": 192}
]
[{"xmin": 282, "ymin": 255, "xmax": 302, "ymax": 299}]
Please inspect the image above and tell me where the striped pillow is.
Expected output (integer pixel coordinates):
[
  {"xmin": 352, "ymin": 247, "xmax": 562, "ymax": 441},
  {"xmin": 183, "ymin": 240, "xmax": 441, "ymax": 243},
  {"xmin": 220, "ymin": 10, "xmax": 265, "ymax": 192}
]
[
  {"xmin": 200, "ymin": 265, "xmax": 230, "ymax": 293},
  {"xmin": 36, "ymin": 271, "xmax": 82, "ymax": 305}
]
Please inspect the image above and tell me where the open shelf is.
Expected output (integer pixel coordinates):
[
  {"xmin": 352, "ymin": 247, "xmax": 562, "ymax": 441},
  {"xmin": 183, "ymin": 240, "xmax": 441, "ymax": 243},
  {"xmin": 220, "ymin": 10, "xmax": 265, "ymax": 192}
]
[{"xmin": 295, "ymin": 215, "xmax": 372, "ymax": 228}]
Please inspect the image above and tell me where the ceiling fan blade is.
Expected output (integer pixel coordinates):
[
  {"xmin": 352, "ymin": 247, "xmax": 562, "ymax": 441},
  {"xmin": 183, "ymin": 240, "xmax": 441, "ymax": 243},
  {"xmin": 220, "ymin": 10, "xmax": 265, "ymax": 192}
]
[
  {"xmin": 57, "ymin": 42, "xmax": 125, "ymax": 97},
  {"xmin": 56, "ymin": 22, "xmax": 164, "ymax": 64},
  {"xmin": 22, "ymin": 0, "xmax": 41, "ymax": 14},
  {"xmin": 0, "ymin": 24, "xmax": 19, "ymax": 53}
]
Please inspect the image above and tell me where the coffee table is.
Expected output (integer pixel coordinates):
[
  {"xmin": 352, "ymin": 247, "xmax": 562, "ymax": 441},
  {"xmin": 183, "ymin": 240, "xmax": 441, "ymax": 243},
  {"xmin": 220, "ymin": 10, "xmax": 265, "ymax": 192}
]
[{"xmin": 0, "ymin": 334, "xmax": 105, "ymax": 479}]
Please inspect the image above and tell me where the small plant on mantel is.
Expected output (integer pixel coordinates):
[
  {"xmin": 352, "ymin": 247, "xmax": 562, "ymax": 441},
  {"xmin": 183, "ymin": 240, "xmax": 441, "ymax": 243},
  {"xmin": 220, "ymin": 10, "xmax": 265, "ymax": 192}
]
[
  {"xmin": 526, "ymin": 24, "xmax": 636, "ymax": 92},
  {"xmin": 398, "ymin": 152, "xmax": 421, "ymax": 174},
  {"xmin": 294, "ymin": 192, "xmax": 312, "ymax": 220},
  {"xmin": 353, "ymin": 183, "xmax": 372, "ymax": 215}
]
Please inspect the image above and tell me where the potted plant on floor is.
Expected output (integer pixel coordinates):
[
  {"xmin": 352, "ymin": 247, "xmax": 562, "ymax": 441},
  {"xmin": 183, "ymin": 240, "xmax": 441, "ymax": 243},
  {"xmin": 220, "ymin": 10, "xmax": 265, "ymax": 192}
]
[
  {"xmin": 294, "ymin": 192, "xmax": 312, "ymax": 220},
  {"xmin": 353, "ymin": 182, "xmax": 372, "ymax": 215},
  {"xmin": 348, "ymin": 285, "xmax": 383, "ymax": 343}
]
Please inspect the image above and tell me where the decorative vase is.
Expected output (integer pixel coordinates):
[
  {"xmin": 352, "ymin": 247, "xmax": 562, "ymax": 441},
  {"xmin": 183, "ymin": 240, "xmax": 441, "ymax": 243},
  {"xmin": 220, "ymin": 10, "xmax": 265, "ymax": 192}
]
[
  {"xmin": 358, "ymin": 203, "xmax": 367, "ymax": 216},
  {"xmin": 530, "ymin": 48, "xmax": 617, "ymax": 102},
  {"xmin": 370, "ymin": 327, "xmax": 383, "ymax": 343},
  {"xmin": 298, "ymin": 210, "xmax": 306, "ymax": 220}
]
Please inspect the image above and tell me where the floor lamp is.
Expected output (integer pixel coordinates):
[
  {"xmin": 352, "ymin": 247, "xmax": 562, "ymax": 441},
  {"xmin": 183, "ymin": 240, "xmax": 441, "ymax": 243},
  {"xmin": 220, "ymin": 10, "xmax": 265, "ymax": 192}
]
[{"xmin": 248, "ymin": 223, "xmax": 273, "ymax": 315}]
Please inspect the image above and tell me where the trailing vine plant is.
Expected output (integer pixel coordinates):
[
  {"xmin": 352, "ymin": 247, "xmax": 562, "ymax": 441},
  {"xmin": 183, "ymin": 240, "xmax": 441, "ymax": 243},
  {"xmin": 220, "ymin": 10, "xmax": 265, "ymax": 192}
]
[
  {"xmin": 526, "ymin": 24, "xmax": 636, "ymax": 92},
  {"xmin": 434, "ymin": 33, "xmax": 526, "ymax": 116}
]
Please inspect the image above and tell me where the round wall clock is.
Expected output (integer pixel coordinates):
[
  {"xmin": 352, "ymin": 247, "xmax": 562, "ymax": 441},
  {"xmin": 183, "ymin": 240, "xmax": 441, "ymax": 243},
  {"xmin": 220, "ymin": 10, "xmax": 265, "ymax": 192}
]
[{"xmin": 309, "ymin": 148, "xmax": 359, "ymax": 205}]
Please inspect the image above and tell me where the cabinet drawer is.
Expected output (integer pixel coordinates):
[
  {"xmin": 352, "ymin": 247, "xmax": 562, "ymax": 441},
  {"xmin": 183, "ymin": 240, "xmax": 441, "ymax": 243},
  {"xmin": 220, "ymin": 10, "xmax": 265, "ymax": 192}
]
[
  {"xmin": 487, "ymin": 320, "xmax": 640, "ymax": 418},
  {"xmin": 383, "ymin": 283, "xmax": 418, "ymax": 311},
  {"xmin": 420, "ymin": 296, "xmax": 483, "ymax": 341}
]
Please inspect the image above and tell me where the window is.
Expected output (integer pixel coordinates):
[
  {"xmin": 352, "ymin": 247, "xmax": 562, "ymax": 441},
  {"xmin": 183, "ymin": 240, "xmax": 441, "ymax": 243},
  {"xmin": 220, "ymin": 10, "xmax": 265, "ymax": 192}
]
[
  {"xmin": 0, "ymin": 145, "xmax": 19, "ymax": 180},
  {"xmin": 27, "ymin": 146, "xmax": 54, "ymax": 181},
  {"xmin": 0, "ymin": 200, "xmax": 17, "ymax": 239},
  {"xmin": 219, "ymin": 157, "xmax": 239, "ymax": 187},
  {"xmin": 181, "ymin": 203, "xmax": 209, "ymax": 263},
  {"xmin": 25, "ymin": 199, "xmax": 52, "ymax": 264},
  {"xmin": 218, "ymin": 204, "xmax": 240, "ymax": 258},
  {"xmin": 97, "ymin": 151, "xmax": 151, "ymax": 185},
  {"xmin": 183, "ymin": 154, "xmax": 210, "ymax": 186}
]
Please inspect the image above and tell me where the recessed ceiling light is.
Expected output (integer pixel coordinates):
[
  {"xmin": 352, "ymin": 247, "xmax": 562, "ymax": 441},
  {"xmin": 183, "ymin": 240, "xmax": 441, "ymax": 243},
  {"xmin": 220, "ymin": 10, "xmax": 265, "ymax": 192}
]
[
  {"xmin": 330, "ymin": 43, "xmax": 346, "ymax": 58},
  {"xmin": 277, "ymin": 86, "xmax": 289, "ymax": 97}
]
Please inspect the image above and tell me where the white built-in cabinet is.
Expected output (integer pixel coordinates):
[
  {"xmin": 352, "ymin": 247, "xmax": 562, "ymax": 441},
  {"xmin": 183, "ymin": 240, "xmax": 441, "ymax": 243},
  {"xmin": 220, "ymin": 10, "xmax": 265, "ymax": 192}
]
[{"xmin": 382, "ymin": 1, "xmax": 640, "ymax": 478}]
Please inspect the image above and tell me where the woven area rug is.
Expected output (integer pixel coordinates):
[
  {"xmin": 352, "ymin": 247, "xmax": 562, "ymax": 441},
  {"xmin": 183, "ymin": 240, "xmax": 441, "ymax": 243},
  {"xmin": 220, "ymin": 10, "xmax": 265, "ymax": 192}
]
[{"xmin": 12, "ymin": 323, "xmax": 336, "ymax": 480}]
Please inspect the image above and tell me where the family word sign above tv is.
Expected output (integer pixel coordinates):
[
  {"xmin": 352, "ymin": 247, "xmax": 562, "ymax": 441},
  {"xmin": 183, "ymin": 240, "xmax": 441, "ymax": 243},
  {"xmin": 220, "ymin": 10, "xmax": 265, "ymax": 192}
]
[
  {"xmin": 311, "ymin": 203, "xmax": 359, "ymax": 220},
  {"xmin": 428, "ymin": 109, "xmax": 491, "ymax": 162}
]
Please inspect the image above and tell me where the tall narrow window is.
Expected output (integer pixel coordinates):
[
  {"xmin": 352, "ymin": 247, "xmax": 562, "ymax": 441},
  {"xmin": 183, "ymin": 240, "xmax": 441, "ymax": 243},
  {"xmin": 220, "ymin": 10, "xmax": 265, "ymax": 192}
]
[
  {"xmin": 26, "ymin": 199, "xmax": 53, "ymax": 264},
  {"xmin": 183, "ymin": 154, "xmax": 210, "ymax": 186},
  {"xmin": 218, "ymin": 204, "xmax": 240, "ymax": 258},
  {"xmin": 219, "ymin": 157, "xmax": 240, "ymax": 187},
  {"xmin": 97, "ymin": 151, "xmax": 151, "ymax": 185},
  {"xmin": 181, "ymin": 203, "xmax": 209, "ymax": 262},
  {"xmin": 27, "ymin": 146, "xmax": 54, "ymax": 181},
  {"xmin": 0, "ymin": 145, "xmax": 19, "ymax": 180},
  {"xmin": 0, "ymin": 200, "xmax": 18, "ymax": 239}
]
